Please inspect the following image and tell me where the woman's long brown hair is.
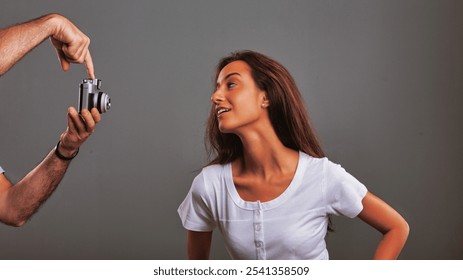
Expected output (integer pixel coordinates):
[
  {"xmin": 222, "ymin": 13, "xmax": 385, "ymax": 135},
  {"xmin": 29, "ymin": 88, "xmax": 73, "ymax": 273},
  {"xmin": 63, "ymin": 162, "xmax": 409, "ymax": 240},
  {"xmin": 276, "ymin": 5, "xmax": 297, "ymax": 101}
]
[{"xmin": 206, "ymin": 50, "xmax": 325, "ymax": 165}]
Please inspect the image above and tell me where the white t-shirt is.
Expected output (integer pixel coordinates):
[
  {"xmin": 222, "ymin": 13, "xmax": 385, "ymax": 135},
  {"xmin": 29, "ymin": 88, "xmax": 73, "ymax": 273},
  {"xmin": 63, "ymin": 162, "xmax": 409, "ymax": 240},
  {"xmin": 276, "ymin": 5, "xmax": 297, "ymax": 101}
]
[
  {"xmin": 0, "ymin": 166, "xmax": 4, "ymax": 174},
  {"xmin": 178, "ymin": 151, "xmax": 368, "ymax": 260}
]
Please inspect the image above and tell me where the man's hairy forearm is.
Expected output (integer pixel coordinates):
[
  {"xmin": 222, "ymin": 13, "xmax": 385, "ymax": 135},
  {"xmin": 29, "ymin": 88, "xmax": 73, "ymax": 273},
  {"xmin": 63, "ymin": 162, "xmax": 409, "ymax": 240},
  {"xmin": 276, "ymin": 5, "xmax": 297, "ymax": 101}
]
[
  {"xmin": 0, "ymin": 14, "xmax": 97, "ymax": 227},
  {"xmin": 0, "ymin": 14, "xmax": 56, "ymax": 76},
  {"xmin": 3, "ymin": 148, "xmax": 71, "ymax": 226}
]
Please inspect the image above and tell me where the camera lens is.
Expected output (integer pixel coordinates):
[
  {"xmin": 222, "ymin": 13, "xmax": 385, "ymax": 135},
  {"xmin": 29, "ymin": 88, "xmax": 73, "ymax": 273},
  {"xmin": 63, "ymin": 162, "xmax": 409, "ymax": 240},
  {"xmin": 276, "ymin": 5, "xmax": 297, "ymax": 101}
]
[
  {"xmin": 98, "ymin": 92, "xmax": 111, "ymax": 113},
  {"xmin": 92, "ymin": 92, "xmax": 111, "ymax": 113}
]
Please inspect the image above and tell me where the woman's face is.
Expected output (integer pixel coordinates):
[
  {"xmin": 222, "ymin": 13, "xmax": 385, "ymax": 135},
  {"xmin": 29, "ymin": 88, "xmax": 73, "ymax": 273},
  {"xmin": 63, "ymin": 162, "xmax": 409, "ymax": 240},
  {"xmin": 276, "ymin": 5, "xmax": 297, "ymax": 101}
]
[{"xmin": 211, "ymin": 60, "xmax": 269, "ymax": 134}]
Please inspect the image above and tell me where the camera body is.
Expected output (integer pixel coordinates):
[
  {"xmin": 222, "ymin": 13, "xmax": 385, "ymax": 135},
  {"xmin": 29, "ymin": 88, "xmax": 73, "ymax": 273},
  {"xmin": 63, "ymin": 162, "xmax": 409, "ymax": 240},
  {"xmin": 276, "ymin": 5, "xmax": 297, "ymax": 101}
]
[{"xmin": 78, "ymin": 79, "xmax": 111, "ymax": 113}]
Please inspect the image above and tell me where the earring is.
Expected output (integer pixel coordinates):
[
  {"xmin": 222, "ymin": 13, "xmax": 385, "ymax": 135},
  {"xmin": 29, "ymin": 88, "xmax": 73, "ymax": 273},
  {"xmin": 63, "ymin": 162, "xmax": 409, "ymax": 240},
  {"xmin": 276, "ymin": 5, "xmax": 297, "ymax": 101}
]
[{"xmin": 261, "ymin": 103, "xmax": 266, "ymax": 108}]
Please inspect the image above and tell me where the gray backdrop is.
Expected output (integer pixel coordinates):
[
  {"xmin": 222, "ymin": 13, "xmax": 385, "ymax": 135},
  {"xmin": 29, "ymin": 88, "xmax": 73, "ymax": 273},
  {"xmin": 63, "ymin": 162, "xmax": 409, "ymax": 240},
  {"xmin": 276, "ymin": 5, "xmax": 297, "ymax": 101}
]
[{"xmin": 0, "ymin": 0, "xmax": 462, "ymax": 260}]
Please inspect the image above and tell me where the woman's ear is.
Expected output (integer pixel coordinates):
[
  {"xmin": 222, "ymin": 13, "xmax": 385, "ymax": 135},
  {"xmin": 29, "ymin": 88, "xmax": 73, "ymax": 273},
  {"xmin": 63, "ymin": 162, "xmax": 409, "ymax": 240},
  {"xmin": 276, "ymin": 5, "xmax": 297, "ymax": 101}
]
[{"xmin": 261, "ymin": 95, "xmax": 270, "ymax": 108}]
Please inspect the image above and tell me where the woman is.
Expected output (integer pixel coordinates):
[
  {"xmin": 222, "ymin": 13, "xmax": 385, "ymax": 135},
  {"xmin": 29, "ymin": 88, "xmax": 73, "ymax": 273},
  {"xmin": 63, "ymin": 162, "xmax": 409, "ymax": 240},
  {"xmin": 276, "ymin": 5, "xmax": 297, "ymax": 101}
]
[{"xmin": 178, "ymin": 51, "xmax": 409, "ymax": 260}]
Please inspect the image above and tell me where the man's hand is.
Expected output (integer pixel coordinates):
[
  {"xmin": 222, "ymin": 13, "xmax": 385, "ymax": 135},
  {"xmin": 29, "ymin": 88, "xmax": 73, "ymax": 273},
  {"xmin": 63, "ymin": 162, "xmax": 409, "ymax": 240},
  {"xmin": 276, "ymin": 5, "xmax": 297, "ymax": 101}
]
[
  {"xmin": 0, "ymin": 14, "xmax": 100, "ymax": 226},
  {"xmin": 48, "ymin": 14, "xmax": 95, "ymax": 79},
  {"xmin": 57, "ymin": 107, "xmax": 101, "ymax": 158},
  {"xmin": 0, "ymin": 107, "xmax": 102, "ymax": 226},
  {"xmin": 0, "ymin": 14, "xmax": 94, "ymax": 78}
]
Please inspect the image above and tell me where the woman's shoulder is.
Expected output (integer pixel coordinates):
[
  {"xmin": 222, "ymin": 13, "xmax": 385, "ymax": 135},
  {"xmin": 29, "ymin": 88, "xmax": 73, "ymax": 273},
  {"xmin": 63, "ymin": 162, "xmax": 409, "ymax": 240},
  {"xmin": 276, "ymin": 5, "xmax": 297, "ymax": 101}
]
[
  {"xmin": 298, "ymin": 151, "xmax": 329, "ymax": 169},
  {"xmin": 200, "ymin": 163, "xmax": 227, "ymax": 176},
  {"xmin": 192, "ymin": 163, "xmax": 228, "ymax": 186},
  {"xmin": 189, "ymin": 163, "xmax": 228, "ymax": 199},
  {"xmin": 299, "ymin": 151, "xmax": 344, "ymax": 168},
  {"xmin": 298, "ymin": 151, "xmax": 351, "ymax": 179}
]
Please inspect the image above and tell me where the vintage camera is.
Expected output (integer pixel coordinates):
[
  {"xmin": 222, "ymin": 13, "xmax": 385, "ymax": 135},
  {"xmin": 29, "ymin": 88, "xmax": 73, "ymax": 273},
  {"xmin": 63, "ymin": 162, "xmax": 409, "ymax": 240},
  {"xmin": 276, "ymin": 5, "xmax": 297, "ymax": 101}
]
[{"xmin": 78, "ymin": 79, "xmax": 111, "ymax": 113}]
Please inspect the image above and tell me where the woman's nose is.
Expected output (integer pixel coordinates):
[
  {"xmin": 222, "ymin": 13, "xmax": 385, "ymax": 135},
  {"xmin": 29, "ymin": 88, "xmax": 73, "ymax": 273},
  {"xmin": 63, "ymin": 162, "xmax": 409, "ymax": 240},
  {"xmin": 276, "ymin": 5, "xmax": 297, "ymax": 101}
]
[{"xmin": 211, "ymin": 90, "xmax": 224, "ymax": 104}]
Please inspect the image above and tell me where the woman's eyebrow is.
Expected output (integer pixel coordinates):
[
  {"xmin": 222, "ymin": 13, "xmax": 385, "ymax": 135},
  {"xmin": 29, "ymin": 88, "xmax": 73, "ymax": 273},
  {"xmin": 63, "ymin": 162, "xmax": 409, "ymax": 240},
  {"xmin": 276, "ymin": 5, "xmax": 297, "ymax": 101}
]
[{"xmin": 223, "ymin": 72, "xmax": 241, "ymax": 80}]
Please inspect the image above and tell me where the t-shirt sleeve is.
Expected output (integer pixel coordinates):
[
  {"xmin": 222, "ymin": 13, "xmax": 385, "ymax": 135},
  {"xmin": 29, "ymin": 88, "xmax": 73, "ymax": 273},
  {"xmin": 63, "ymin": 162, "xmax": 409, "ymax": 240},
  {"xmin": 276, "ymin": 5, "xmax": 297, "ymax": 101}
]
[
  {"xmin": 0, "ymin": 166, "xmax": 4, "ymax": 174},
  {"xmin": 324, "ymin": 160, "xmax": 368, "ymax": 218},
  {"xmin": 178, "ymin": 171, "xmax": 216, "ymax": 232}
]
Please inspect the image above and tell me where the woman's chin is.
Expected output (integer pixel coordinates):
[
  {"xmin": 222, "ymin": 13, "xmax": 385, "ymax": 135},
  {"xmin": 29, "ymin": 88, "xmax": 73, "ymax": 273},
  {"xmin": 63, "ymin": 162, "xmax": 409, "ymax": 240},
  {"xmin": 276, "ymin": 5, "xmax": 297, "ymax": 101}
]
[{"xmin": 218, "ymin": 122, "xmax": 235, "ymax": 134}]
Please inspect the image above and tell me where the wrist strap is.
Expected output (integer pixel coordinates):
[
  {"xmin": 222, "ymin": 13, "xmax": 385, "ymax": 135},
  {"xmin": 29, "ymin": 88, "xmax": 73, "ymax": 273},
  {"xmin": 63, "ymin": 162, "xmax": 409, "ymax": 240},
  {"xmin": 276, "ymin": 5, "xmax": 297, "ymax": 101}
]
[{"xmin": 55, "ymin": 140, "xmax": 79, "ymax": 160}]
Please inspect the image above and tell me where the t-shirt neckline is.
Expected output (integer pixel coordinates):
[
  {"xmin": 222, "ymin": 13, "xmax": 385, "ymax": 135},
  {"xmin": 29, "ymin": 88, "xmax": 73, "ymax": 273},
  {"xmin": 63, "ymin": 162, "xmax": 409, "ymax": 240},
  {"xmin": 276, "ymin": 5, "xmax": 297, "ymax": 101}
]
[{"xmin": 224, "ymin": 151, "xmax": 307, "ymax": 211}]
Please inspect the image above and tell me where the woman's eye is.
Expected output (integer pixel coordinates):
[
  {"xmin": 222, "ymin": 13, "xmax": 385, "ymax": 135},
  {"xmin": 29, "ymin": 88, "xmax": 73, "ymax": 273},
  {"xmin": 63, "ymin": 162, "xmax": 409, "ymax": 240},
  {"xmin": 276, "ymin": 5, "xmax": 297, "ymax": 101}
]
[{"xmin": 227, "ymin": 82, "xmax": 237, "ymax": 88}]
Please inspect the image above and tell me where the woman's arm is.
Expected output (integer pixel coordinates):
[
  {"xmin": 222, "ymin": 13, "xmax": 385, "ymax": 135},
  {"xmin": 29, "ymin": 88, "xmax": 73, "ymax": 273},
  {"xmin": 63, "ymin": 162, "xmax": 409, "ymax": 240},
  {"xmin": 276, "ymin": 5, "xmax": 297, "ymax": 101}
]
[
  {"xmin": 187, "ymin": 230, "xmax": 213, "ymax": 260},
  {"xmin": 357, "ymin": 192, "xmax": 409, "ymax": 259}
]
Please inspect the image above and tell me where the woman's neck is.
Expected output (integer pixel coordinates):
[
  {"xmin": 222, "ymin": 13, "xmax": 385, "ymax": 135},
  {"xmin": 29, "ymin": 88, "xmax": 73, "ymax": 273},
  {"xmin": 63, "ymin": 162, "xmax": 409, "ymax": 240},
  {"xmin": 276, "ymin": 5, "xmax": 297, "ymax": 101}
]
[{"xmin": 234, "ymin": 122, "xmax": 298, "ymax": 179}]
